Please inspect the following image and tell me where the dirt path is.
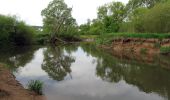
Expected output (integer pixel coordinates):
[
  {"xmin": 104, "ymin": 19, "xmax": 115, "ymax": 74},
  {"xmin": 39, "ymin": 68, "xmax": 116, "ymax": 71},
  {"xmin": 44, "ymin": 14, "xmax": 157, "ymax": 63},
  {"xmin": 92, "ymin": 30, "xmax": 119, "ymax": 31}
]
[{"xmin": 0, "ymin": 64, "xmax": 45, "ymax": 100}]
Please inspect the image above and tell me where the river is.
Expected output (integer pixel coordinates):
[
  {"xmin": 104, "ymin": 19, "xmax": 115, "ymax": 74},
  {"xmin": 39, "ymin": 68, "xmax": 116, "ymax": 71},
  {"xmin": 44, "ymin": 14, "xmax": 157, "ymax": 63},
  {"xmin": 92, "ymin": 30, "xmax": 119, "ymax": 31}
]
[{"xmin": 0, "ymin": 43, "xmax": 170, "ymax": 100}]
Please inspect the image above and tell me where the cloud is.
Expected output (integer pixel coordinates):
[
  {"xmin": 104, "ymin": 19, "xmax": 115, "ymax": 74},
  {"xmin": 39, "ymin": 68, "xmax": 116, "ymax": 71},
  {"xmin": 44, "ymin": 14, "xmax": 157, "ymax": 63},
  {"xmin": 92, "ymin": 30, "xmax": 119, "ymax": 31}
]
[{"xmin": 0, "ymin": 0, "xmax": 128, "ymax": 26}]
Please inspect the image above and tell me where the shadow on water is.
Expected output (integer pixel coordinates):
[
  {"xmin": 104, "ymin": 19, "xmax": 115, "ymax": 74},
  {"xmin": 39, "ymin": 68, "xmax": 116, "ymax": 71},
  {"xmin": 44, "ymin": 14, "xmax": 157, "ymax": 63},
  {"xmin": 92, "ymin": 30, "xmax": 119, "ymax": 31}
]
[{"xmin": 0, "ymin": 44, "xmax": 170, "ymax": 100}]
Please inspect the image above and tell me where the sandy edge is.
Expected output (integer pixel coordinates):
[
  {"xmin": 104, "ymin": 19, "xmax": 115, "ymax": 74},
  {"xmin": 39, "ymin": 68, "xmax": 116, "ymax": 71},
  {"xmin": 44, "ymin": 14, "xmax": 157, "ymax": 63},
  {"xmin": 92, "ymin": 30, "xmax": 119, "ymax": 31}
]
[{"xmin": 0, "ymin": 64, "xmax": 45, "ymax": 100}]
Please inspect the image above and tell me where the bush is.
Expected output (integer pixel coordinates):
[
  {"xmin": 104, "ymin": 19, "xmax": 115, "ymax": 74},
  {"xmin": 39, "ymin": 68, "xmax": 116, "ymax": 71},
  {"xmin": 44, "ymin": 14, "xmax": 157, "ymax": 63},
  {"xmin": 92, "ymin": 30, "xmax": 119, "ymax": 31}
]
[
  {"xmin": 27, "ymin": 80, "xmax": 43, "ymax": 95},
  {"xmin": 0, "ymin": 14, "xmax": 35, "ymax": 45}
]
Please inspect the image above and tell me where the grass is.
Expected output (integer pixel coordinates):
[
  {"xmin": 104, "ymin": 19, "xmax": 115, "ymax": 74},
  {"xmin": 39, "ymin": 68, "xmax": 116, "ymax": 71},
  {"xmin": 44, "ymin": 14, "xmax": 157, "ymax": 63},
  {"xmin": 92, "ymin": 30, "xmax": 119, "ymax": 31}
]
[
  {"xmin": 140, "ymin": 48, "xmax": 148, "ymax": 54},
  {"xmin": 27, "ymin": 80, "xmax": 43, "ymax": 95},
  {"xmin": 102, "ymin": 33, "xmax": 170, "ymax": 39},
  {"xmin": 160, "ymin": 46, "xmax": 170, "ymax": 54},
  {"xmin": 96, "ymin": 33, "xmax": 170, "ymax": 45},
  {"xmin": 80, "ymin": 35, "xmax": 98, "ymax": 39}
]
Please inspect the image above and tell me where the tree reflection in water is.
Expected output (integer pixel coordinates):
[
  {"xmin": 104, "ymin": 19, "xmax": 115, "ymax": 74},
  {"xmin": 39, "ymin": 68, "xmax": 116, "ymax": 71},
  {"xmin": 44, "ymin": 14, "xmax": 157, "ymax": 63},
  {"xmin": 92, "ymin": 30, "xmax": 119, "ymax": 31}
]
[
  {"xmin": 81, "ymin": 43, "xmax": 170, "ymax": 100},
  {"xmin": 42, "ymin": 45, "xmax": 76, "ymax": 81},
  {"xmin": 0, "ymin": 46, "xmax": 37, "ymax": 71}
]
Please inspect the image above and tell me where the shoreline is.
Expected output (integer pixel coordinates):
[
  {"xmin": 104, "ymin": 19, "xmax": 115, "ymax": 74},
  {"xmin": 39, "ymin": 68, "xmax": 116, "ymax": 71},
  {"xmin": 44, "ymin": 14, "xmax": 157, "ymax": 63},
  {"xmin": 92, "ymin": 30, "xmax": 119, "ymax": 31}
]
[
  {"xmin": 99, "ymin": 38, "xmax": 170, "ymax": 69},
  {"xmin": 0, "ymin": 64, "xmax": 45, "ymax": 100}
]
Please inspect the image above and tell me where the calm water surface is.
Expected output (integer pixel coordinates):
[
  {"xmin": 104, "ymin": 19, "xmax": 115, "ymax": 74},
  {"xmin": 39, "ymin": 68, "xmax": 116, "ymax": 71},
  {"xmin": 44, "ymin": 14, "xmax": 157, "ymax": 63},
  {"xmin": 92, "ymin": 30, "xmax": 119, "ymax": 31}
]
[{"xmin": 0, "ymin": 44, "xmax": 170, "ymax": 100}]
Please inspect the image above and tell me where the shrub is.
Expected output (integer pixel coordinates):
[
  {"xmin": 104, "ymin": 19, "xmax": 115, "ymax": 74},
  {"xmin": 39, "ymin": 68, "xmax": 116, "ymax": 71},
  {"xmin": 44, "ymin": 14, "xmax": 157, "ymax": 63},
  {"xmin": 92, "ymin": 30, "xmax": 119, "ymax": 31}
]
[
  {"xmin": 0, "ymin": 14, "xmax": 35, "ymax": 45},
  {"xmin": 27, "ymin": 80, "xmax": 43, "ymax": 95}
]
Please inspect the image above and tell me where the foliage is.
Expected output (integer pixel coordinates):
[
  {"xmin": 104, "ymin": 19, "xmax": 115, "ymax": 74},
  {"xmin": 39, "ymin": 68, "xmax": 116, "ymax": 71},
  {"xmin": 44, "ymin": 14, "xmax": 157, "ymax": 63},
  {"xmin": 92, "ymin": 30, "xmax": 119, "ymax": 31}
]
[
  {"xmin": 160, "ymin": 46, "xmax": 170, "ymax": 54},
  {"xmin": 140, "ymin": 48, "xmax": 148, "ymax": 54},
  {"xmin": 41, "ymin": 0, "xmax": 78, "ymax": 43},
  {"xmin": 127, "ymin": 0, "xmax": 168, "ymax": 9},
  {"xmin": 78, "ymin": 1, "xmax": 126, "ymax": 35},
  {"xmin": 79, "ymin": 0, "xmax": 170, "ymax": 36},
  {"xmin": 34, "ymin": 33, "xmax": 49, "ymax": 45},
  {"xmin": 0, "ymin": 14, "xmax": 35, "ymax": 45},
  {"xmin": 27, "ymin": 80, "xmax": 43, "ymax": 95},
  {"xmin": 121, "ymin": 1, "xmax": 170, "ymax": 33},
  {"xmin": 141, "ymin": 2, "xmax": 170, "ymax": 33},
  {"xmin": 95, "ymin": 33, "xmax": 170, "ymax": 45}
]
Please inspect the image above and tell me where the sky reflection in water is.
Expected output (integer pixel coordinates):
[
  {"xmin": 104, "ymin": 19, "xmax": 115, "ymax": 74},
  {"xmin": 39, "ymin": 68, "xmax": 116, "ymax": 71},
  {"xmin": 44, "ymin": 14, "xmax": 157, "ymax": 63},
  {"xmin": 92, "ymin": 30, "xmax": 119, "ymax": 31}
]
[{"xmin": 5, "ymin": 45, "xmax": 169, "ymax": 100}]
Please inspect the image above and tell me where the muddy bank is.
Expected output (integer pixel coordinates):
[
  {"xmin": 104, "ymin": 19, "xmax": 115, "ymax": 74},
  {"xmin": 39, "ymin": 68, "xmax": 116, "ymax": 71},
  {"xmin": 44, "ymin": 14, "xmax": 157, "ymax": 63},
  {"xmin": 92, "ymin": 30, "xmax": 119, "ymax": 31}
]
[
  {"xmin": 100, "ymin": 38, "xmax": 170, "ymax": 68},
  {"xmin": 0, "ymin": 64, "xmax": 45, "ymax": 100}
]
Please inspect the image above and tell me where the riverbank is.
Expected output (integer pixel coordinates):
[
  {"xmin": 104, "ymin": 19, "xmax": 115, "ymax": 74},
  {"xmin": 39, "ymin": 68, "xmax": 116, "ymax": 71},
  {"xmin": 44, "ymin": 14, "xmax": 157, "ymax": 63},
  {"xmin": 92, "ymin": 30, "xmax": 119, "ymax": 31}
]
[
  {"xmin": 99, "ymin": 38, "xmax": 170, "ymax": 69},
  {"xmin": 0, "ymin": 64, "xmax": 45, "ymax": 100}
]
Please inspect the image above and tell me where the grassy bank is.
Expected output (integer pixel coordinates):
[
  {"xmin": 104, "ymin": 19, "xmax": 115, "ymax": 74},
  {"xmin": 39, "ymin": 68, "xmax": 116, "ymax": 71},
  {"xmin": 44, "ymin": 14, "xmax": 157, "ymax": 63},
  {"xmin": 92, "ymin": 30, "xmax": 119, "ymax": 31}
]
[{"xmin": 96, "ymin": 33, "xmax": 170, "ymax": 45}]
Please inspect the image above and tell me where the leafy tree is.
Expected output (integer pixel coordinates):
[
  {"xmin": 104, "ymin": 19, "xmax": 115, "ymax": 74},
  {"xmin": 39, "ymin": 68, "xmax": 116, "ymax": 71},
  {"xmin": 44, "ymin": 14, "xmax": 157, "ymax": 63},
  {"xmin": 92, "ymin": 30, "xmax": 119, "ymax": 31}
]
[
  {"xmin": 97, "ymin": 2, "xmax": 126, "ymax": 33},
  {"xmin": 41, "ymin": 0, "xmax": 78, "ymax": 43},
  {"xmin": 142, "ymin": 1, "xmax": 170, "ymax": 33},
  {"xmin": 127, "ymin": 0, "xmax": 168, "ymax": 10},
  {"xmin": 0, "ymin": 14, "xmax": 34, "ymax": 45}
]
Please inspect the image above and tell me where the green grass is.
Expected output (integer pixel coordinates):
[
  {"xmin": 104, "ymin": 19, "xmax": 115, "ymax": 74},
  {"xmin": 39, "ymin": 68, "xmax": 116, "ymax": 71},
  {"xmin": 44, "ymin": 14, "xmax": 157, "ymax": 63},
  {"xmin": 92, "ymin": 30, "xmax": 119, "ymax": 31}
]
[
  {"xmin": 160, "ymin": 46, "xmax": 170, "ymax": 54},
  {"xmin": 140, "ymin": 48, "xmax": 148, "ymax": 54},
  {"xmin": 101, "ymin": 33, "xmax": 170, "ymax": 39},
  {"xmin": 27, "ymin": 80, "xmax": 43, "ymax": 95},
  {"xmin": 80, "ymin": 35, "xmax": 98, "ymax": 39},
  {"xmin": 96, "ymin": 33, "xmax": 170, "ymax": 45}
]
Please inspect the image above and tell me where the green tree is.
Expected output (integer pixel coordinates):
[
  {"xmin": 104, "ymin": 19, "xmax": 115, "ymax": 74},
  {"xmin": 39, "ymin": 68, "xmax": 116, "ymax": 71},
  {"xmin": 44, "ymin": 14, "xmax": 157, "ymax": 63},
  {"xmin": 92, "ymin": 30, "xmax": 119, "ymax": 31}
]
[
  {"xmin": 41, "ymin": 0, "xmax": 77, "ymax": 43},
  {"xmin": 142, "ymin": 1, "xmax": 170, "ymax": 33},
  {"xmin": 127, "ymin": 0, "xmax": 168, "ymax": 10},
  {"xmin": 97, "ymin": 2, "xmax": 126, "ymax": 33}
]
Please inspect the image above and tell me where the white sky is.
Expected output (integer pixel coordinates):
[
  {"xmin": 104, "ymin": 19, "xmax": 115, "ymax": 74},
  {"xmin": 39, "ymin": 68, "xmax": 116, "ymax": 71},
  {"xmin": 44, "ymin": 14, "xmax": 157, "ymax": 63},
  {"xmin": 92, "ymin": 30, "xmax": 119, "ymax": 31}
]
[{"xmin": 0, "ymin": 0, "xmax": 128, "ymax": 26}]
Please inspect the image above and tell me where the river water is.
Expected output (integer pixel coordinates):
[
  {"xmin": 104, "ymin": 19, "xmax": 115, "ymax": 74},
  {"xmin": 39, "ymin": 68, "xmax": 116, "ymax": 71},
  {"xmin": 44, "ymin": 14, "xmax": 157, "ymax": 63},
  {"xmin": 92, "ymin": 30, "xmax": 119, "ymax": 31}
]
[{"xmin": 0, "ymin": 44, "xmax": 170, "ymax": 100}]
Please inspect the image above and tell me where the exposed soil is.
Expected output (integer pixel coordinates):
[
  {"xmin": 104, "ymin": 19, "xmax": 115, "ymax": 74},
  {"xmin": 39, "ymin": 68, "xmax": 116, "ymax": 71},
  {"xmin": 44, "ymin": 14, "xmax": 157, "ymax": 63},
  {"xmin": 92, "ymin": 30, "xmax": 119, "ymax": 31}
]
[
  {"xmin": 100, "ymin": 38, "xmax": 170, "ymax": 69},
  {"xmin": 0, "ymin": 64, "xmax": 46, "ymax": 100}
]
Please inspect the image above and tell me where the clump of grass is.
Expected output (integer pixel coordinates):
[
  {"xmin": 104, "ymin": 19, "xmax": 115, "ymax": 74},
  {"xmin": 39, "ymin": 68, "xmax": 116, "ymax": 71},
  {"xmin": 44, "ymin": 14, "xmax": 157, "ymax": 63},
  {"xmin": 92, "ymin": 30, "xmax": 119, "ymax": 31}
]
[
  {"xmin": 140, "ymin": 48, "xmax": 148, "ymax": 54},
  {"xmin": 27, "ymin": 80, "xmax": 43, "ymax": 95},
  {"xmin": 160, "ymin": 46, "xmax": 170, "ymax": 54},
  {"xmin": 154, "ymin": 42, "xmax": 161, "ymax": 48}
]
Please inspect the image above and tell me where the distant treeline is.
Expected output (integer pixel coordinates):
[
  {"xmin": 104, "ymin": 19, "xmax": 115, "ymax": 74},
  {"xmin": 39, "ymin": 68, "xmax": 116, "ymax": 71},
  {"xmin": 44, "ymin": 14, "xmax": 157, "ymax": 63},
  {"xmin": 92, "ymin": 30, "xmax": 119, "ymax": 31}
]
[
  {"xmin": 78, "ymin": 0, "xmax": 170, "ymax": 35},
  {"xmin": 0, "ymin": 15, "xmax": 35, "ymax": 45}
]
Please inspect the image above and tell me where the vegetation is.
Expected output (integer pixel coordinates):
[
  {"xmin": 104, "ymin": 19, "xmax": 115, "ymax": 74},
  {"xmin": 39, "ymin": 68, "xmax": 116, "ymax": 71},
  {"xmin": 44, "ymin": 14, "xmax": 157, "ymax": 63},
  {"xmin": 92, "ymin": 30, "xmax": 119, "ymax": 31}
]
[
  {"xmin": 140, "ymin": 48, "xmax": 148, "ymax": 54},
  {"xmin": 160, "ymin": 46, "xmax": 170, "ymax": 54},
  {"xmin": 78, "ymin": 0, "xmax": 170, "ymax": 37},
  {"xmin": 96, "ymin": 33, "xmax": 170, "ymax": 45},
  {"xmin": 0, "ymin": 15, "xmax": 35, "ymax": 45},
  {"xmin": 41, "ymin": 0, "xmax": 79, "ymax": 44},
  {"xmin": 27, "ymin": 80, "xmax": 43, "ymax": 95}
]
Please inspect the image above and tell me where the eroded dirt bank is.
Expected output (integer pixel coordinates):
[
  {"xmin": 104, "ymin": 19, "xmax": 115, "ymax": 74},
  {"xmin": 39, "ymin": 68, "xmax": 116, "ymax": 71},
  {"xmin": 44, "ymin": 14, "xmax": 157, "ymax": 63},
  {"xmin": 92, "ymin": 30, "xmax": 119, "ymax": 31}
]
[
  {"xmin": 0, "ymin": 64, "xmax": 45, "ymax": 100},
  {"xmin": 100, "ymin": 38, "xmax": 170, "ymax": 68}
]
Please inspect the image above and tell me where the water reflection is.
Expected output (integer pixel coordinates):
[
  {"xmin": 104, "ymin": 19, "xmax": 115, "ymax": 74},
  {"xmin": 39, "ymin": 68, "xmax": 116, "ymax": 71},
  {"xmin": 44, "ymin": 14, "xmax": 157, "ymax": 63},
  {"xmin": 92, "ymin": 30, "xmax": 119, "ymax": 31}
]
[
  {"xmin": 42, "ymin": 46, "xmax": 75, "ymax": 81},
  {"xmin": 0, "ymin": 46, "xmax": 38, "ymax": 70},
  {"xmin": 0, "ymin": 44, "xmax": 170, "ymax": 100},
  {"xmin": 81, "ymin": 43, "xmax": 170, "ymax": 99}
]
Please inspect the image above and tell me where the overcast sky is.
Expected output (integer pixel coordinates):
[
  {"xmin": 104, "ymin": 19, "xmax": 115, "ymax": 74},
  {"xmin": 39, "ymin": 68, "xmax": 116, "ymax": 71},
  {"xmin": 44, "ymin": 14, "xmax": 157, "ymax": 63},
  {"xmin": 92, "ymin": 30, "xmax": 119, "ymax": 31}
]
[{"xmin": 0, "ymin": 0, "xmax": 128, "ymax": 26}]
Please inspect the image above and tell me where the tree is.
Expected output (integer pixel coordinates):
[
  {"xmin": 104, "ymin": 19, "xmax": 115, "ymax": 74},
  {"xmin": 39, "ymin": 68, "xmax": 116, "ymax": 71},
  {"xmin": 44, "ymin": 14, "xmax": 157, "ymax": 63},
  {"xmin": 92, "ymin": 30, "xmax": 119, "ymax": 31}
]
[
  {"xmin": 41, "ymin": 0, "xmax": 77, "ymax": 43},
  {"xmin": 126, "ymin": 0, "xmax": 168, "ymax": 11},
  {"xmin": 142, "ymin": 1, "xmax": 170, "ymax": 33},
  {"xmin": 97, "ymin": 2, "xmax": 126, "ymax": 33}
]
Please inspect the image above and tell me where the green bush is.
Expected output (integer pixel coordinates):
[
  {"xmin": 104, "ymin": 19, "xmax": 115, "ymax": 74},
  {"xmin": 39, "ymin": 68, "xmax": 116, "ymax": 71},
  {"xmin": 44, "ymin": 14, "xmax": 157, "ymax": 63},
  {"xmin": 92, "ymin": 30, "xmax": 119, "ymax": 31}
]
[
  {"xmin": 0, "ymin": 14, "xmax": 35, "ymax": 45},
  {"xmin": 27, "ymin": 80, "xmax": 43, "ymax": 95}
]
